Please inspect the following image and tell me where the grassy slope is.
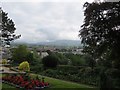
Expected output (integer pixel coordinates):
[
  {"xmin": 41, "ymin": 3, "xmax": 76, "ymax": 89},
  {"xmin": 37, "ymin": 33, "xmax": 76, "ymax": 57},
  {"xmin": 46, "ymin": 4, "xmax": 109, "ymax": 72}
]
[
  {"xmin": 45, "ymin": 76, "xmax": 93, "ymax": 88},
  {"xmin": 0, "ymin": 74, "xmax": 16, "ymax": 89},
  {"xmin": 2, "ymin": 83, "xmax": 15, "ymax": 88},
  {"xmin": 30, "ymin": 74, "xmax": 95, "ymax": 88}
]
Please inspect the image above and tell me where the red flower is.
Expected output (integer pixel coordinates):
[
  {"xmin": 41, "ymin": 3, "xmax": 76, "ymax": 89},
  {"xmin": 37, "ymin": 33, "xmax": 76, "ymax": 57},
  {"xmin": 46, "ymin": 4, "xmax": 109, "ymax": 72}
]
[
  {"xmin": 26, "ymin": 84, "xmax": 34, "ymax": 89},
  {"xmin": 2, "ymin": 75, "xmax": 49, "ymax": 89},
  {"xmin": 44, "ymin": 82, "xmax": 49, "ymax": 86},
  {"xmin": 39, "ymin": 82, "xmax": 45, "ymax": 87}
]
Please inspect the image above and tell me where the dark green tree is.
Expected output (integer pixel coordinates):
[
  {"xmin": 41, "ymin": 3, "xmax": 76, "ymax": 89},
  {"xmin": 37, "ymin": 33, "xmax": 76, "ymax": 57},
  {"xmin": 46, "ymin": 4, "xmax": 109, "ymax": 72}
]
[
  {"xmin": 65, "ymin": 53, "xmax": 85, "ymax": 66},
  {"xmin": 11, "ymin": 45, "xmax": 41, "ymax": 66},
  {"xmin": 79, "ymin": 2, "xmax": 120, "ymax": 89},
  {"xmin": 1, "ymin": 9, "xmax": 21, "ymax": 46},
  {"xmin": 84, "ymin": 54, "xmax": 96, "ymax": 69},
  {"xmin": 55, "ymin": 53, "xmax": 68, "ymax": 65},
  {"xmin": 11, "ymin": 45, "xmax": 29, "ymax": 63},
  {"xmin": 42, "ymin": 54, "xmax": 59, "ymax": 68},
  {"xmin": 79, "ymin": 2, "xmax": 120, "ymax": 68},
  {"xmin": 26, "ymin": 50, "xmax": 41, "ymax": 65}
]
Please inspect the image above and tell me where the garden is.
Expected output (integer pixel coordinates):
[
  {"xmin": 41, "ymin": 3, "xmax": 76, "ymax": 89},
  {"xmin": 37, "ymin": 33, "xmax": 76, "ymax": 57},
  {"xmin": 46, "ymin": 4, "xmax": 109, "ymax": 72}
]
[
  {"xmin": 1, "ymin": 1, "xmax": 120, "ymax": 90},
  {"xmin": 0, "ymin": 59, "xmax": 94, "ymax": 89},
  {"xmin": 1, "ymin": 73, "xmax": 95, "ymax": 89},
  {"xmin": 2, "ymin": 74, "xmax": 49, "ymax": 89}
]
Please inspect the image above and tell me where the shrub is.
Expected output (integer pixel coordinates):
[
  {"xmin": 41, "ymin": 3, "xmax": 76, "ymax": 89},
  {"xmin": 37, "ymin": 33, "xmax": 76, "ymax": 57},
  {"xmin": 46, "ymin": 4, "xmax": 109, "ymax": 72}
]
[
  {"xmin": 18, "ymin": 61, "xmax": 30, "ymax": 72},
  {"xmin": 42, "ymin": 54, "xmax": 59, "ymax": 68},
  {"xmin": 2, "ymin": 75, "xmax": 49, "ymax": 89},
  {"xmin": 2, "ymin": 59, "xmax": 7, "ymax": 64}
]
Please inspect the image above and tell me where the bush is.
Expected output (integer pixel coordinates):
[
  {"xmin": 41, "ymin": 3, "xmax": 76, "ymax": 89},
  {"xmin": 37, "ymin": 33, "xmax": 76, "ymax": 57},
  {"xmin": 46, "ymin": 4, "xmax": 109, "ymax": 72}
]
[
  {"xmin": 2, "ymin": 59, "xmax": 7, "ymax": 64},
  {"xmin": 40, "ymin": 66, "xmax": 100, "ymax": 86},
  {"xmin": 65, "ymin": 53, "xmax": 86, "ymax": 66},
  {"xmin": 30, "ymin": 64, "xmax": 43, "ymax": 73},
  {"xmin": 18, "ymin": 61, "xmax": 30, "ymax": 72},
  {"xmin": 42, "ymin": 54, "xmax": 59, "ymax": 68},
  {"xmin": 55, "ymin": 53, "xmax": 68, "ymax": 65}
]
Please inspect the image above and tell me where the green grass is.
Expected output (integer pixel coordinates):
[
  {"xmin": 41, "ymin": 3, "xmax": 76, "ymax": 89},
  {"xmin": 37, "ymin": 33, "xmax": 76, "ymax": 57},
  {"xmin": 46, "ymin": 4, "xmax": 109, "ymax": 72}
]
[
  {"xmin": 2, "ymin": 83, "xmax": 15, "ymax": 89},
  {"xmin": 0, "ymin": 73, "xmax": 2, "ymax": 78},
  {"xmin": 0, "ymin": 74, "xmax": 17, "ymax": 89},
  {"xmin": 30, "ymin": 74, "xmax": 95, "ymax": 88},
  {"xmin": 45, "ymin": 76, "xmax": 93, "ymax": 88}
]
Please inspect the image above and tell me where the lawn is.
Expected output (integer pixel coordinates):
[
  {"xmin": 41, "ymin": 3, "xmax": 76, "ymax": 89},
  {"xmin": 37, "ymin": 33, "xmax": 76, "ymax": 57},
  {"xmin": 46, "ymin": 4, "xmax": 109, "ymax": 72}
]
[
  {"xmin": 0, "ymin": 73, "xmax": 16, "ymax": 90},
  {"xmin": 45, "ymin": 76, "xmax": 93, "ymax": 88},
  {"xmin": 2, "ymin": 83, "xmax": 16, "ymax": 89},
  {"xmin": 30, "ymin": 74, "xmax": 96, "ymax": 88}
]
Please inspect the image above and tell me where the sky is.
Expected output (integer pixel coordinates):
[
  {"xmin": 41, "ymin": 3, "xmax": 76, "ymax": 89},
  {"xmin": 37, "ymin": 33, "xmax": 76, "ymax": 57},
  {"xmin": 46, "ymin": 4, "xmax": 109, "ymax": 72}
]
[{"xmin": 1, "ymin": 0, "xmax": 96, "ymax": 43}]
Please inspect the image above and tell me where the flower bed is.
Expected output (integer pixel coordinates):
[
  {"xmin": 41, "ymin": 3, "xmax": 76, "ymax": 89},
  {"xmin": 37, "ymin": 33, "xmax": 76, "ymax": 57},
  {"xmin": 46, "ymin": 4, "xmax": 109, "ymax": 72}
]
[{"xmin": 2, "ymin": 75, "xmax": 49, "ymax": 89}]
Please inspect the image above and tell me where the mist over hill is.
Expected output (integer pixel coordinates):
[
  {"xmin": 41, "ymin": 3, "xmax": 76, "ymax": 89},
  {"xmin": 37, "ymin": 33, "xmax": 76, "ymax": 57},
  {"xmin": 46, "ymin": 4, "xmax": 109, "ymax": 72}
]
[
  {"xmin": 37, "ymin": 40, "xmax": 82, "ymax": 46},
  {"xmin": 14, "ymin": 40, "xmax": 82, "ymax": 47}
]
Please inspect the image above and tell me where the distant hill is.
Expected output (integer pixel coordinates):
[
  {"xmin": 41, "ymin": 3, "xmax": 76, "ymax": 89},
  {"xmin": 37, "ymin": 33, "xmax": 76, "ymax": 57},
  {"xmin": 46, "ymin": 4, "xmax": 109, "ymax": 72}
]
[
  {"xmin": 13, "ymin": 40, "xmax": 82, "ymax": 47},
  {"xmin": 37, "ymin": 40, "xmax": 82, "ymax": 46}
]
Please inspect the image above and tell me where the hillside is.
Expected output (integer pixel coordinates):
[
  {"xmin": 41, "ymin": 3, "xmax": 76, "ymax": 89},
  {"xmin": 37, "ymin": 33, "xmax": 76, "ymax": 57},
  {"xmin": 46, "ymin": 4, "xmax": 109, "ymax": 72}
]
[{"xmin": 37, "ymin": 40, "xmax": 82, "ymax": 46}]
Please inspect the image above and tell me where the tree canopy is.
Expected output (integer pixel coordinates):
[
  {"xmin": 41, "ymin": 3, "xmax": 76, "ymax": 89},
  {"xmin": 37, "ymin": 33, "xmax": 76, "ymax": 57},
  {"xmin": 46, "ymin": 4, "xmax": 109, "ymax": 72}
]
[
  {"xmin": 11, "ymin": 45, "xmax": 29, "ymax": 63},
  {"xmin": 11, "ymin": 45, "xmax": 41, "ymax": 64},
  {"xmin": 1, "ymin": 9, "xmax": 21, "ymax": 46},
  {"xmin": 79, "ymin": 2, "xmax": 120, "ymax": 69},
  {"xmin": 42, "ymin": 54, "xmax": 59, "ymax": 68}
]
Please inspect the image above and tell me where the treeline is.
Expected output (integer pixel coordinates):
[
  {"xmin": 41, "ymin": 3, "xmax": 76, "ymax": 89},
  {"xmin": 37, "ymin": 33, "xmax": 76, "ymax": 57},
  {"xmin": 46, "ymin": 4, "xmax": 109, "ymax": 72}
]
[
  {"xmin": 10, "ymin": 44, "xmax": 120, "ymax": 88},
  {"xmin": 10, "ymin": 45, "xmax": 87, "ymax": 67},
  {"xmin": 9, "ymin": 45, "xmax": 99, "ymax": 87}
]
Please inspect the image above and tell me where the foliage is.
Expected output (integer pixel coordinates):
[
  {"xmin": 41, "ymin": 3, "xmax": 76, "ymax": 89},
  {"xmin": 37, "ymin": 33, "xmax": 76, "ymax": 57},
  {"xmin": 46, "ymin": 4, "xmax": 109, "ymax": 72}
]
[
  {"xmin": 65, "ymin": 53, "xmax": 86, "ymax": 66},
  {"xmin": 2, "ymin": 83, "xmax": 15, "ymax": 89},
  {"xmin": 40, "ymin": 66, "xmax": 99, "ymax": 86},
  {"xmin": 79, "ymin": 2, "xmax": 120, "ymax": 69},
  {"xmin": 11, "ymin": 45, "xmax": 29, "ymax": 63},
  {"xmin": 18, "ymin": 61, "xmax": 30, "ymax": 72},
  {"xmin": 11, "ymin": 45, "xmax": 41, "ymax": 64},
  {"xmin": 79, "ymin": 2, "xmax": 120, "ymax": 88},
  {"xmin": 2, "ymin": 59, "xmax": 7, "ymax": 64},
  {"xmin": 83, "ymin": 54, "xmax": 96, "ymax": 69},
  {"xmin": 2, "ymin": 75, "xmax": 49, "ymax": 89},
  {"xmin": 30, "ymin": 64, "xmax": 43, "ymax": 73},
  {"xmin": 42, "ymin": 54, "xmax": 59, "ymax": 68},
  {"xmin": 26, "ymin": 52, "xmax": 34, "ymax": 63},
  {"xmin": 55, "ymin": 53, "xmax": 68, "ymax": 65},
  {"xmin": 46, "ymin": 52, "xmax": 86, "ymax": 66},
  {"xmin": 99, "ymin": 68, "xmax": 114, "ymax": 90},
  {"xmin": 1, "ymin": 9, "xmax": 21, "ymax": 46}
]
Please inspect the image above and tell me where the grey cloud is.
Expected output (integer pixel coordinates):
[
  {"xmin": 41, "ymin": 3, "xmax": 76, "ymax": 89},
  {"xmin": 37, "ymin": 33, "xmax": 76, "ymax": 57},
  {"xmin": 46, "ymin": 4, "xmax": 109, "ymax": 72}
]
[{"xmin": 2, "ymin": 2, "xmax": 84, "ymax": 43}]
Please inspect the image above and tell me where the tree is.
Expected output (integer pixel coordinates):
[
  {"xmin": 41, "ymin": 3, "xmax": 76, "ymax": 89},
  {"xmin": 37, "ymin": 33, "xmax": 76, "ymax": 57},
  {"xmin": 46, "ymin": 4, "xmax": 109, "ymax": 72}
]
[
  {"xmin": 1, "ymin": 9, "xmax": 21, "ymax": 46},
  {"xmin": 55, "ymin": 53, "xmax": 68, "ymax": 65},
  {"xmin": 79, "ymin": 2, "xmax": 120, "ymax": 88},
  {"xmin": 11, "ymin": 45, "xmax": 29, "ymax": 63},
  {"xmin": 65, "ymin": 53, "xmax": 86, "ymax": 66},
  {"xmin": 79, "ymin": 2, "xmax": 120, "ymax": 68},
  {"xmin": 84, "ymin": 54, "xmax": 96, "ymax": 69},
  {"xmin": 11, "ymin": 45, "xmax": 41, "ymax": 65},
  {"xmin": 42, "ymin": 54, "xmax": 59, "ymax": 68},
  {"xmin": 26, "ymin": 50, "xmax": 41, "ymax": 65}
]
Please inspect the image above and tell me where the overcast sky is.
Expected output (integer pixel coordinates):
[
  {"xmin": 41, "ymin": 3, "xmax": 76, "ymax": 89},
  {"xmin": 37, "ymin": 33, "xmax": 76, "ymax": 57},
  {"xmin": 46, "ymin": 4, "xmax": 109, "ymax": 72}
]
[{"xmin": 1, "ymin": 0, "xmax": 95, "ymax": 43}]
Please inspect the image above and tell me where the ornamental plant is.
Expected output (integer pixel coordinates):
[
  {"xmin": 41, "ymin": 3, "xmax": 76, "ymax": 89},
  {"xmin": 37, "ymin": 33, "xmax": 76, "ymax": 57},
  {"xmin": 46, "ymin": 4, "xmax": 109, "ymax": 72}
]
[
  {"xmin": 2, "ymin": 75, "xmax": 49, "ymax": 89},
  {"xmin": 18, "ymin": 61, "xmax": 30, "ymax": 72},
  {"xmin": 2, "ymin": 59, "xmax": 7, "ymax": 64}
]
